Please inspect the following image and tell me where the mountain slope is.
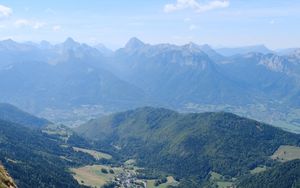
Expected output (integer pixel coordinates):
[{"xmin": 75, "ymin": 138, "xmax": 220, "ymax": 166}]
[
  {"xmin": 0, "ymin": 165, "xmax": 17, "ymax": 188},
  {"xmin": 0, "ymin": 114, "xmax": 97, "ymax": 188},
  {"xmin": 0, "ymin": 119, "xmax": 85, "ymax": 188},
  {"xmin": 216, "ymin": 45, "xmax": 273, "ymax": 56},
  {"xmin": 0, "ymin": 103, "xmax": 50, "ymax": 128},
  {"xmin": 1, "ymin": 38, "xmax": 300, "ymax": 128},
  {"xmin": 0, "ymin": 39, "xmax": 146, "ymax": 112},
  {"xmin": 238, "ymin": 159, "xmax": 300, "ymax": 188},
  {"xmin": 113, "ymin": 39, "xmax": 250, "ymax": 106},
  {"xmin": 219, "ymin": 53, "xmax": 299, "ymax": 99},
  {"xmin": 75, "ymin": 107, "xmax": 300, "ymax": 183}
]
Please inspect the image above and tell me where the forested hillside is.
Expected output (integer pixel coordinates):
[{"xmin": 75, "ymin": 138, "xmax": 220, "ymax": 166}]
[
  {"xmin": 0, "ymin": 103, "xmax": 50, "ymax": 128},
  {"xmin": 76, "ymin": 107, "xmax": 300, "ymax": 186},
  {"xmin": 0, "ymin": 116, "xmax": 96, "ymax": 188},
  {"xmin": 238, "ymin": 160, "xmax": 300, "ymax": 188}
]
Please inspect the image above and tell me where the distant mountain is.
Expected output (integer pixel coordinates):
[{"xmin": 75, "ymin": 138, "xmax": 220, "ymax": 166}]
[
  {"xmin": 276, "ymin": 48, "xmax": 300, "ymax": 56},
  {"xmin": 218, "ymin": 53, "xmax": 300, "ymax": 109},
  {"xmin": 0, "ymin": 103, "xmax": 50, "ymax": 128},
  {"xmin": 288, "ymin": 49, "xmax": 300, "ymax": 60},
  {"xmin": 220, "ymin": 53, "xmax": 297, "ymax": 93},
  {"xmin": 216, "ymin": 45, "xmax": 273, "ymax": 56},
  {"xmin": 198, "ymin": 44, "xmax": 225, "ymax": 62},
  {"xmin": 75, "ymin": 107, "xmax": 300, "ymax": 186},
  {"xmin": 113, "ymin": 38, "xmax": 249, "ymax": 106},
  {"xmin": 0, "ymin": 39, "xmax": 44, "ymax": 69},
  {"xmin": 0, "ymin": 37, "xmax": 300, "ymax": 127},
  {"xmin": 123, "ymin": 37, "xmax": 146, "ymax": 52},
  {"xmin": 94, "ymin": 44, "xmax": 113, "ymax": 56},
  {"xmin": 112, "ymin": 38, "xmax": 300, "ymax": 110},
  {"xmin": 0, "ymin": 38, "xmax": 147, "ymax": 113},
  {"xmin": 38, "ymin": 40, "xmax": 53, "ymax": 49}
]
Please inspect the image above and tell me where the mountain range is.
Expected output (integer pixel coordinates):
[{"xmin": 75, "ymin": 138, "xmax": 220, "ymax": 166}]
[{"xmin": 0, "ymin": 37, "xmax": 300, "ymax": 131}]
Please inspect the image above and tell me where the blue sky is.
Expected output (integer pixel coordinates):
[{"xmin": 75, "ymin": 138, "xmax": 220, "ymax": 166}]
[{"xmin": 0, "ymin": 0, "xmax": 299, "ymax": 49}]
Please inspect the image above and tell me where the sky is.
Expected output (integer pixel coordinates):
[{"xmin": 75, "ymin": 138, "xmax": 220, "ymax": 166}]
[{"xmin": 0, "ymin": 0, "xmax": 299, "ymax": 50}]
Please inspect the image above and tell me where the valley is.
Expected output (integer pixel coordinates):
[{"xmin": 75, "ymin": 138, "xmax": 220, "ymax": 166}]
[
  {"xmin": 0, "ymin": 18, "xmax": 299, "ymax": 188},
  {"xmin": 72, "ymin": 107, "xmax": 300, "ymax": 187},
  {"xmin": 1, "ymin": 38, "xmax": 300, "ymax": 133},
  {"xmin": 1, "ymin": 104, "xmax": 300, "ymax": 187},
  {"xmin": 1, "ymin": 1, "xmax": 300, "ymax": 187}
]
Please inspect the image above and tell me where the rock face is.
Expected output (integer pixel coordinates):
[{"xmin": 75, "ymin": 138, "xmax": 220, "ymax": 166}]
[{"xmin": 0, "ymin": 165, "xmax": 17, "ymax": 188}]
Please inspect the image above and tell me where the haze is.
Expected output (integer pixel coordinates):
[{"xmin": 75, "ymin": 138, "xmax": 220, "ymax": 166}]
[{"xmin": 0, "ymin": 0, "xmax": 299, "ymax": 49}]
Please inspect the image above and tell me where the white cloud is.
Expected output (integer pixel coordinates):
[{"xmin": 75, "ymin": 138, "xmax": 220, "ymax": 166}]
[
  {"xmin": 269, "ymin": 20, "xmax": 275, "ymax": 25},
  {"xmin": 0, "ymin": 5, "xmax": 12, "ymax": 18},
  {"xmin": 184, "ymin": 17, "xmax": 191, "ymax": 22},
  {"xmin": 33, "ymin": 22, "xmax": 46, "ymax": 29},
  {"xmin": 189, "ymin": 24, "xmax": 197, "ymax": 30},
  {"xmin": 15, "ymin": 19, "xmax": 31, "ymax": 27},
  {"xmin": 15, "ymin": 19, "xmax": 46, "ymax": 29},
  {"xmin": 164, "ymin": 0, "xmax": 230, "ymax": 13},
  {"xmin": 52, "ymin": 25, "xmax": 61, "ymax": 31},
  {"xmin": 45, "ymin": 8, "xmax": 56, "ymax": 15}
]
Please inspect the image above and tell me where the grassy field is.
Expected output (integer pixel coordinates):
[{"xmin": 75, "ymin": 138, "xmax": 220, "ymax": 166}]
[
  {"xmin": 146, "ymin": 176, "xmax": 179, "ymax": 188},
  {"xmin": 72, "ymin": 147, "xmax": 112, "ymax": 160},
  {"xmin": 250, "ymin": 166, "xmax": 267, "ymax": 174},
  {"xmin": 71, "ymin": 163, "xmax": 177, "ymax": 188},
  {"xmin": 42, "ymin": 124, "xmax": 72, "ymax": 141},
  {"xmin": 271, "ymin": 145, "xmax": 300, "ymax": 162},
  {"xmin": 124, "ymin": 159, "xmax": 136, "ymax": 166},
  {"xmin": 70, "ymin": 165, "xmax": 122, "ymax": 188},
  {"xmin": 209, "ymin": 172, "xmax": 234, "ymax": 188}
]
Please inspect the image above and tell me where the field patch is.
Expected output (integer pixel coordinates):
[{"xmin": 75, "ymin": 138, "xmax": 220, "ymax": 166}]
[
  {"xmin": 271, "ymin": 145, "xmax": 300, "ymax": 162},
  {"xmin": 70, "ymin": 165, "xmax": 122, "ymax": 188},
  {"xmin": 72, "ymin": 147, "xmax": 112, "ymax": 160},
  {"xmin": 71, "ymin": 163, "xmax": 177, "ymax": 188},
  {"xmin": 250, "ymin": 166, "xmax": 267, "ymax": 174},
  {"xmin": 209, "ymin": 172, "xmax": 234, "ymax": 188},
  {"xmin": 146, "ymin": 176, "xmax": 179, "ymax": 188}
]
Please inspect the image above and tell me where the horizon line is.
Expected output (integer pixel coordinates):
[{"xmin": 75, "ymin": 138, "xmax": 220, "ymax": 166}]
[{"xmin": 0, "ymin": 37, "xmax": 299, "ymax": 51}]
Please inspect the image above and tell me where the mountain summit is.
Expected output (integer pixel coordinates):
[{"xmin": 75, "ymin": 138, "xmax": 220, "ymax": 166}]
[
  {"xmin": 61, "ymin": 37, "xmax": 81, "ymax": 49},
  {"xmin": 124, "ymin": 37, "xmax": 145, "ymax": 50}
]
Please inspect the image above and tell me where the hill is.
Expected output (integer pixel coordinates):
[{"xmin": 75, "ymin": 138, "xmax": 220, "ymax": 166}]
[
  {"xmin": 0, "ymin": 116, "xmax": 97, "ymax": 188},
  {"xmin": 238, "ymin": 159, "xmax": 300, "ymax": 188},
  {"xmin": 0, "ymin": 103, "xmax": 50, "ymax": 128},
  {"xmin": 75, "ymin": 107, "xmax": 300, "ymax": 185}
]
